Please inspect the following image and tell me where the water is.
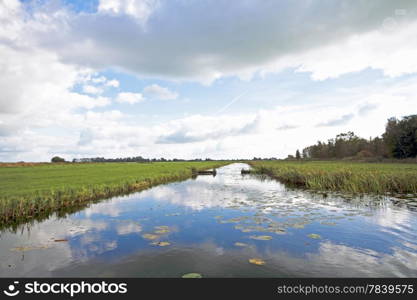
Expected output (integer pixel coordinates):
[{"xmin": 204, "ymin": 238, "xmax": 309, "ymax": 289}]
[{"xmin": 1, "ymin": 163, "xmax": 417, "ymax": 277}]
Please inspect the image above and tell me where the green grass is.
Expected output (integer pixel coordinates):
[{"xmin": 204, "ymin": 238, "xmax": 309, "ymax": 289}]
[
  {"xmin": 0, "ymin": 161, "xmax": 228, "ymax": 227},
  {"xmin": 248, "ymin": 160, "xmax": 417, "ymax": 195}
]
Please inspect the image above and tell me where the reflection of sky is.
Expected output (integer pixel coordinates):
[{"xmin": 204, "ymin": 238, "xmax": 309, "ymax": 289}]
[
  {"xmin": 51, "ymin": 240, "xmax": 417, "ymax": 278},
  {"xmin": 0, "ymin": 163, "xmax": 417, "ymax": 277}
]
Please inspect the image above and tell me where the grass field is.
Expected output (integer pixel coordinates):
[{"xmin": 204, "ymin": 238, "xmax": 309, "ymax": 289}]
[
  {"xmin": 249, "ymin": 160, "xmax": 417, "ymax": 195},
  {"xmin": 0, "ymin": 161, "xmax": 228, "ymax": 227}
]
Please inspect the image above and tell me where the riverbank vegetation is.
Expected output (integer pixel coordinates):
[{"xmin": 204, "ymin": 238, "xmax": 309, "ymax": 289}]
[
  {"xmin": 254, "ymin": 115, "xmax": 417, "ymax": 194},
  {"xmin": 0, "ymin": 161, "xmax": 227, "ymax": 227},
  {"xmin": 249, "ymin": 160, "xmax": 417, "ymax": 195}
]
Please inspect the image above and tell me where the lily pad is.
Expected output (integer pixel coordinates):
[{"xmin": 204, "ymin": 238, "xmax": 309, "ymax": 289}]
[
  {"xmin": 249, "ymin": 258, "xmax": 265, "ymax": 265},
  {"xmin": 165, "ymin": 213, "xmax": 180, "ymax": 217},
  {"xmin": 154, "ymin": 226, "xmax": 170, "ymax": 234},
  {"xmin": 249, "ymin": 235, "xmax": 273, "ymax": 241},
  {"xmin": 182, "ymin": 273, "xmax": 202, "ymax": 278},
  {"xmin": 220, "ymin": 217, "xmax": 244, "ymax": 224},
  {"xmin": 268, "ymin": 228, "xmax": 286, "ymax": 234},
  {"xmin": 291, "ymin": 224, "xmax": 305, "ymax": 229},
  {"xmin": 320, "ymin": 222, "xmax": 336, "ymax": 226},
  {"xmin": 308, "ymin": 233, "xmax": 322, "ymax": 239},
  {"xmin": 142, "ymin": 233, "xmax": 159, "ymax": 240},
  {"xmin": 10, "ymin": 245, "xmax": 50, "ymax": 252},
  {"xmin": 240, "ymin": 228, "xmax": 255, "ymax": 233},
  {"xmin": 154, "ymin": 225, "xmax": 169, "ymax": 230},
  {"xmin": 151, "ymin": 241, "xmax": 171, "ymax": 247}
]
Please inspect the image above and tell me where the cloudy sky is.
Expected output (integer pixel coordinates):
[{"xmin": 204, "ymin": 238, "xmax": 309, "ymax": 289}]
[{"xmin": 1, "ymin": 0, "xmax": 417, "ymax": 161}]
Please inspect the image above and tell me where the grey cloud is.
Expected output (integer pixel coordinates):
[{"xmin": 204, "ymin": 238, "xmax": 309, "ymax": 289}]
[
  {"xmin": 0, "ymin": 147, "xmax": 22, "ymax": 153},
  {"xmin": 78, "ymin": 129, "xmax": 94, "ymax": 146},
  {"xmin": 276, "ymin": 124, "xmax": 298, "ymax": 131},
  {"xmin": 0, "ymin": 120, "xmax": 20, "ymax": 137},
  {"xmin": 316, "ymin": 113, "xmax": 354, "ymax": 127},
  {"xmin": 156, "ymin": 116, "xmax": 259, "ymax": 144},
  {"xmin": 358, "ymin": 103, "xmax": 378, "ymax": 116},
  {"xmin": 32, "ymin": 0, "xmax": 417, "ymax": 82}
]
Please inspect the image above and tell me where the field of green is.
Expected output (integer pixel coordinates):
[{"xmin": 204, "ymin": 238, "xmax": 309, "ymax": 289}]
[
  {"xmin": 0, "ymin": 161, "xmax": 228, "ymax": 227},
  {"xmin": 249, "ymin": 160, "xmax": 417, "ymax": 195}
]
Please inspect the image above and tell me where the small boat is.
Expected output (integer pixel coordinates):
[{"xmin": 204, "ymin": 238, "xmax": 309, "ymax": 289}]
[
  {"xmin": 198, "ymin": 169, "xmax": 217, "ymax": 175},
  {"xmin": 192, "ymin": 168, "xmax": 217, "ymax": 176},
  {"xmin": 241, "ymin": 169, "xmax": 251, "ymax": 174}
]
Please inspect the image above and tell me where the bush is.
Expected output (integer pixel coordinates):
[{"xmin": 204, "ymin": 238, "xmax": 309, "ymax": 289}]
[
  {"xmin": 51, "ymin": 156, "xmax": 65, "ymax": 163},
  {"xmin": 356, "ymin": 150, "xmax": 374, "ymax": 158}
]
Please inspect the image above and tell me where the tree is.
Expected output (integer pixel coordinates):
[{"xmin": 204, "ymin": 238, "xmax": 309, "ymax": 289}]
[
  {"xmin": 295, "ymin": 149, "xmax": 301, "ymax": 160},
  {"xmin": 302, "ymin": 148, "xmax": 309, "ymax": 159},
  {"xmin": 299, "ymin": 131, "xmax": 382, "ymax": 160},
  {"xmin": 294, "ymin": 115, "xmax": 416, "ymax": 160},
  {"xmin": 51, "ymin": 156, "xmax": 65, "ymax": 163},
  {"xmin": 383, "ymin": 115, "xmax": 417, "ymax": 158}
]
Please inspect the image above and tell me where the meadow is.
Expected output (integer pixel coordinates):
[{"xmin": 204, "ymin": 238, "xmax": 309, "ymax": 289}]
[
  {"xmin": 0, "ymin": 161, "xmax": 227, "ymax": 227},
  {"xmin": 248, "ymin": 160, "xmax": 417, "ymax": 195}
]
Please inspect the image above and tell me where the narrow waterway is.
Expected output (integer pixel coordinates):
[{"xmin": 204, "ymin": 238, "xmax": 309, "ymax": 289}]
[{"xmin": 1, "ymin": 163, "xmax": 416, "ymax": 277}]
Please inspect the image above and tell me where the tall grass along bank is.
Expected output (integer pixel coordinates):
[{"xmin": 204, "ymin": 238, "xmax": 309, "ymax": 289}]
[
  {"xmin": 249, "ymin": 161, "xmax": 417, "ymax": 195},
  {"xmin": 0, "ymin": 161, "xmax": 228, "ymax": 227}
]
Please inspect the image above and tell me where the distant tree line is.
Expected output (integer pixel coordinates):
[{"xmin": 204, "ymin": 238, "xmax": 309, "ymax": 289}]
[
  {"xmin": 70, "ymin": 156, "xmax": 217, "ymax": 163},
  {"xmin": 252, "ymin": 157, "xmax": 278, "ymax": 161},
  {"xmin": 295, "ymin": 115, "xmax": 417, "ymax": 160}
]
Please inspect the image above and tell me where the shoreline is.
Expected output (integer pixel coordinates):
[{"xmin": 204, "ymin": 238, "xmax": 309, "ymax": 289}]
[{"xmin": 0, "ymin": 162, "xmax": 229, "ymax": 229}]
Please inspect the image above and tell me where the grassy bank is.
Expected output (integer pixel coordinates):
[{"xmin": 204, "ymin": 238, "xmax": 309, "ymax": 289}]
[
  {"xmin": 0, "ymin": 161, "xmax": 228, "ymax": 227},
  {"xmin": 248, "ymin": 161, "xmax": 417, "ymax": 195}
]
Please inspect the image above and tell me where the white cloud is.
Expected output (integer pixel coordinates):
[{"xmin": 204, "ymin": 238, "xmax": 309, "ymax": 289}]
[
  {"xmin": 98, "ymin": 0, "xmax": 159, "ymax": 24},
  {"xmin": 143, "ymin": 84, "xmax": 178, "ymax": 100},
  {"xmin": 155, "ymin": 114, "xmax": 259, "ymax": 144},
  {"xmin": 2, "ymin": 70, "xmax": 417, "ymax": 161},
  {"xmin": 91, "ymin": 76, "xmax": 107, "ymax": 83},
  {"xmin": 2, "ymin": 74, "xmax": 417, "ymax": 161},
  {"xmin": 0, "ymin": 42, "xmax": 111, "ymax": 137},
  {"xmin": 115, "ymin": 92, "xmax": 144, "ymax": 104},
  {"xmin": 83, "ymin": 76, "xmax": 119, "ymax": 93},
  {"xmin": 106, "ymin": 79, "xmax": 120, "ymax": 87},
  {"xmin": 82, "ymin": 85, "xmax": 103, "ymax": 95},
  {"xmin": 116, "ymin": 222, "xmax": 142, "ymax": 235},
  {"xmin": 289, "ymin": 21, "xmax": 417, "ymax": 81}
]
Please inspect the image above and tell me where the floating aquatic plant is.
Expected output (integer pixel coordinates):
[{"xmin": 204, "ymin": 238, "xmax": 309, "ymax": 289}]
[
  {"xmin": 182, "ymin": 273, "xmax": 202, "ymax": 278},
  {"xmin": 249, "ymin": 258, "xmax": 265, "ymax": 265},
  {"xmin": 10, "ymin": 245, "xmax": 51, "ymax": 252},
  {"xmin": 234, "ymin": 242, "xmax": 248, "ymax": 247},
  {"xmin": 154, "ymin": 226, "xmax": 170, "ymax": 234},
  {"xmin": 142, "ymin": 233, "xmax": 159, "ymax": 240},
  {"xmin": 249, "ymin": 235, "xmax": 273, "ymax": 240},
  {"xmin": 151, "ymin": 241, "xmax": 171, "ymax": 247},
  {"xmin": 307, "ymin": 233, "xmax": 322, "ymax": 239}
]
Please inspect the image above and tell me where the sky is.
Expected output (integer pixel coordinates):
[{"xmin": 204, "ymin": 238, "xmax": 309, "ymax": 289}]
[{"xmin": 0, "ymin": 0, "xmax": 417, "ymax": 162}]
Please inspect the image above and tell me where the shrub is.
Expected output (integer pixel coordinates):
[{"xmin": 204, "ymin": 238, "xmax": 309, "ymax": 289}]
[{"xmin": 51, "ymin": 156, "xmax": 66, "ymax": 163}]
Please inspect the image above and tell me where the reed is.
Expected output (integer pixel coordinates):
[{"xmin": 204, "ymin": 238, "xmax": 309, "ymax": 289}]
[
  {"xmin": 249, "ymin": 161, "xmax": 417, "ymax": 195},
  {"xmin": 0, "ymin": 161, "xmax": 228, "ymax": 227}
]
